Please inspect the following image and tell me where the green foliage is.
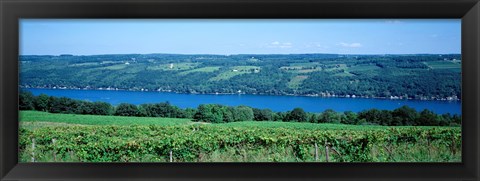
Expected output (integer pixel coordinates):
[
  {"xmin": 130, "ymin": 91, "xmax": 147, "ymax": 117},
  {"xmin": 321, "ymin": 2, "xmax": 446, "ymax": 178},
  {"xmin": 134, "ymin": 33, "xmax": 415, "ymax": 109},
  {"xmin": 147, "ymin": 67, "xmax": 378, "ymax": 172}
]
[
  {"xmin": 253, "ymin": 108, "xmax": 274, "ymax": 121},
  {"xmin": 19, "ymin": 54, "xmax": 461, "ymax": 100},
  {"xmin": 20, "ymin": 111, "xmax": 192, "ymax": 126},
  {"xmin": 418, "ymin": 109, "xmax": 439, "ymax": 126},
  {"xmin": 34, "ymin": 94, "xmax": 50, "ymax": 111},
  {"xmin": 232, "ymin": 106, "xmax": 254, "ymax": 122},
  {"xmin": 18, "ymin": 124, "xmax": 461, "ymax": 162},
  {"xmin": 19, "ymin": 91, "xmax": 35, "ymax": 110},
  {"xmin": 286, "ymin": 108, "xmax": 308, "ymax": 122},
  {"xmin": 392, "ymin": 106, "xmax": 419, "ymax": 126},
  {"xmin": 19, "ymin": 93, "xmax": 461, "ymax": 127},
  {"xmin": 342, "ymin": 111, "xmax": 358, "ymax": 124},
  {"xmin": 114, "ymin": 103, "xmax": 141, "ymax": 117},
  {"xmin": 139, "ymin": 102, "xmax": 185, "ymax": 118},
  {"xmin": 319, "ymin": 109, "xmax": 341, "ymax": 123}
]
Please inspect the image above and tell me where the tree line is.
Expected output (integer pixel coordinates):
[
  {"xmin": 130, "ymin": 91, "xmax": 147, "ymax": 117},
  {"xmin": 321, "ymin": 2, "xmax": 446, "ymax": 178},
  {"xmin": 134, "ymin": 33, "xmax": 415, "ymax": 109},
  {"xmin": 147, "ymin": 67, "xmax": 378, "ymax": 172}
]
[{"xmin": 19, "ymin": 91, "xmax": 461, "ymax": 126}]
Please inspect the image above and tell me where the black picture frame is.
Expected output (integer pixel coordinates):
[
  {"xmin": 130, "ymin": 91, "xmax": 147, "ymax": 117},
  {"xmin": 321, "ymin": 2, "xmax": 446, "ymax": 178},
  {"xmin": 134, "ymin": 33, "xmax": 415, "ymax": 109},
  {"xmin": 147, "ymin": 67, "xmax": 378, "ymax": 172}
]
[{"xmin": 1, "ymin": 0, "xmax": 479, "ymax": 180}]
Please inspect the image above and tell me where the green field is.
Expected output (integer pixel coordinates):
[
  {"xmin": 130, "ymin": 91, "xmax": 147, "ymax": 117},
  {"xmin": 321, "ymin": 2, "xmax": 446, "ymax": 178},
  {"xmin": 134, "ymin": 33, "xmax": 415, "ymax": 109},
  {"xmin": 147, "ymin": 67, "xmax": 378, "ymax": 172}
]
[
  {"xmin": 287, "ymin": 75, "xmax": 309, "ymax": 89},
  {"xmin": 178, "ymin": 66, "xmax": 221, "ymax": 75},
  {"xmin": 424, "ymin": 61, "xmax": 461, "ymax": 69},
  {"xmin": 209, "ymin": 66, "xmax": 260, "ymax": 81},
  {"xmin": 19, "ymin": 111, "xmax": 395, "ymax": 131},
  {"xmin": 19, "ymin": 111, "xmax": 461, "ymax": 163},
  {"xmin": 20, "ymin": 111, "xmax": 192, "ymax": 126},
  {"xmin": 100, "ymin": 64, "xmax": 129, "ymax": 70}
]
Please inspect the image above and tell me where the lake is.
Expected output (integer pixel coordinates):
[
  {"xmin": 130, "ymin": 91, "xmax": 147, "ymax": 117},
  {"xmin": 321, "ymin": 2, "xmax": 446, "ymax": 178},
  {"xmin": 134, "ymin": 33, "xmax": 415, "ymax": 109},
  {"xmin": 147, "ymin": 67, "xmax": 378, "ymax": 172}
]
[{"xmin": 23, "ymin": 88, "xmax": 461, "ymax": 114}]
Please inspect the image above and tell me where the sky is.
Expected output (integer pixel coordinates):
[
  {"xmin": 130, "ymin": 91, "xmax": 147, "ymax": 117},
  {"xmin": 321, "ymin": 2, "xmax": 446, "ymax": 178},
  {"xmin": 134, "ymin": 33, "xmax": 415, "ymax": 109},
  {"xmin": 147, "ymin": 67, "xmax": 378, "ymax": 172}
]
[{"xmin": 20, "ymin": 19, "xmax": 461, "ymax": 55}]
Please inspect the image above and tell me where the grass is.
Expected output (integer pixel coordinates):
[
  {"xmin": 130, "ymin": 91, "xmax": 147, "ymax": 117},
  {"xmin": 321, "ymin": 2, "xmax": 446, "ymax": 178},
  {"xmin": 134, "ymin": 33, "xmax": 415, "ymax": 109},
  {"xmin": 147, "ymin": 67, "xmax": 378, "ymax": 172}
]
[
  {"xmin": 20, "ymin": 121, "xmax": 91, "ymax": 130},
  {"xmin": 287, "ymin": 75, "xmax": 308, "ymax": 89},
  {"xmin": 324, "ymin": 64, "xmax": 348, "ymax": 71},
  {"xmin": 20, "ymin": 111, "xmax": 455, "ymax": 131},
  {"xmin": 424, "ymin": 61, "xmax": 461, "ymax": 69},
  {"xmin": 178, "ymin": 66, "xmax": 221, "ymax": 75},
  {"xmin": 19, "ymin": 111, "xmax": 192, "ymax": 126},
  {"xmin": 68, "ymin": 62, "xmax": 99, "ymax": 67}
]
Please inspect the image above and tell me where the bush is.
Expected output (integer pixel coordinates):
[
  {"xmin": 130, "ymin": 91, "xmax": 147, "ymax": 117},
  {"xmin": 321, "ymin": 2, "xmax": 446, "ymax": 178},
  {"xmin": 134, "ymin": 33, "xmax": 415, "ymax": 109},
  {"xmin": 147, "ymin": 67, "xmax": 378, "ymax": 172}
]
[
  {"xmin": 114, "ymin": 103, "xmax": 141, "ymax": 117},
  {"xmin": 19, "ymin": 91, "xmax": 35, "ymax": 110},
  {"xmin": 286, "ymin": 108, "xmax": 307, "ymax": 122}
]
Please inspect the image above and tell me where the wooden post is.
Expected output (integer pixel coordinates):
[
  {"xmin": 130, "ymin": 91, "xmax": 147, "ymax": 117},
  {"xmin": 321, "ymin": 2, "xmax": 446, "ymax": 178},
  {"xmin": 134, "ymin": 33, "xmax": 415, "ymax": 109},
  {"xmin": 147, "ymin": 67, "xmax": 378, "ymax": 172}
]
[
  {"xmin": 70, "ymin": 151, "xmax": 74, "ymax": 160},
  {"xmin": 31, "ymin": 138, "xmax": 36, "ymax": 162},
  {"xmin": 52, "ymin": 139, "xmax": 57, "ymax": 161},
  {"xmin": 314, "ymin": 143, "xmax": 319, "ymax": 161},
  {"xmin": 169, "ymin": 150, "xmax": 173, "ymax": 162},
  {"xmin": 451, "ymin": 137, "xmax": 456, "ymax": 155},
  {"xmin": 324, "ymin": 141, "xmax": 329, "ymax": 162}
]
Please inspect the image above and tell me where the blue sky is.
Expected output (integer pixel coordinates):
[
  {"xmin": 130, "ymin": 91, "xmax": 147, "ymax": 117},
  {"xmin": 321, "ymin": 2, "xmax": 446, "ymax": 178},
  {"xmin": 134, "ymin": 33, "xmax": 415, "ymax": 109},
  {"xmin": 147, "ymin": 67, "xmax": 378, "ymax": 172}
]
[{"xmin": 20, "ymin": 19, "xmax": 461, "ymax": 55}]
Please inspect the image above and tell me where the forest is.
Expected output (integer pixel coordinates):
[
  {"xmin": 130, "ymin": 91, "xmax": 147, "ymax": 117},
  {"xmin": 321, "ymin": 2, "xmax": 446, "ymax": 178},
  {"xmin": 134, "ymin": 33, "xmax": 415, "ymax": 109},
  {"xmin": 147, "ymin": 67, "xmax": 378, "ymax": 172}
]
[{"xmin": 19, "ymin": 53, "xmax": 461, "ymax": 100}]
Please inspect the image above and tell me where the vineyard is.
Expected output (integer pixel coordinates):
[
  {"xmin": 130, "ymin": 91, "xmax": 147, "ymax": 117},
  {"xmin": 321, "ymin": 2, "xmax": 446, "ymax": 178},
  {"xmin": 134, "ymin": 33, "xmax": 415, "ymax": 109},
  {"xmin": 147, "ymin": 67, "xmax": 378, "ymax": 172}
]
[{"xmin": 19, "ymin": 123, "xmax": 461, "ymax": 162}]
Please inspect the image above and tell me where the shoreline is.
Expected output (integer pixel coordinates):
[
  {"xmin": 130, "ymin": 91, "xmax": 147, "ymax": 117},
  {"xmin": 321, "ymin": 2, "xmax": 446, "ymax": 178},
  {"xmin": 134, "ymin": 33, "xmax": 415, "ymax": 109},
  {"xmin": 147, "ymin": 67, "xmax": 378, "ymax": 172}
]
[{"xmin": 20, "ymin": 86, "xmax": 462, "ymax": 102}]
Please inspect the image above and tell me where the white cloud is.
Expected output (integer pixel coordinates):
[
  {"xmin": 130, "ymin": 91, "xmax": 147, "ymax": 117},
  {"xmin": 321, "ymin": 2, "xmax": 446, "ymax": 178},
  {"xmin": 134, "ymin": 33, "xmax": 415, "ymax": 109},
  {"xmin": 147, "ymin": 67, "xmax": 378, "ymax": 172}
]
[
  {"xmin": 338, "ymin": 42, "xmax": 362, "ymax": 48},
  {"xmin": 267, "ymin": 41, "xmax": 293, "ymax": 48}
]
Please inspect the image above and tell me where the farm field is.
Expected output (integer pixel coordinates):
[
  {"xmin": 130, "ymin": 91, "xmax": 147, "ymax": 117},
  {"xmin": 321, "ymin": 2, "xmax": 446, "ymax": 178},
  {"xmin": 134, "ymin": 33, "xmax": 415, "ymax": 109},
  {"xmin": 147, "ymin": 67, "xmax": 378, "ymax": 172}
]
[
  {"xmin": 424, "ymin": 61, "xmax": 461, "ymax": 69},
  {"xmin": 19, "ymin": 111, "xmax": 461, "ymax": 162},
  {"xmin": 20, "ymin": 111, "xmax": 192, "ymax": 126}
]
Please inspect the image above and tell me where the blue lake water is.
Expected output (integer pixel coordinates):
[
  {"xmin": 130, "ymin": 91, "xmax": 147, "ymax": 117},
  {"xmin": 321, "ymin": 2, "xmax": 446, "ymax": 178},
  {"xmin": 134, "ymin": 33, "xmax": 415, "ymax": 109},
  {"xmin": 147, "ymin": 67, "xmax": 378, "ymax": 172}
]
[{"xmin": 24, "ymin": 88, "xmax": 461, "ymax": 115}]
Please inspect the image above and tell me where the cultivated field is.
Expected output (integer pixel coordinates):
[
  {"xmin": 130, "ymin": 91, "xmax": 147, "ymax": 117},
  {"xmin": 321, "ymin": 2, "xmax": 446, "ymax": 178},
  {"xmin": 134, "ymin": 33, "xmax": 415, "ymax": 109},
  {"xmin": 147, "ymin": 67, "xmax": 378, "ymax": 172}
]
[{"xmin": 19, "ymin": 111, "xmax": 461, "ymax": 162}]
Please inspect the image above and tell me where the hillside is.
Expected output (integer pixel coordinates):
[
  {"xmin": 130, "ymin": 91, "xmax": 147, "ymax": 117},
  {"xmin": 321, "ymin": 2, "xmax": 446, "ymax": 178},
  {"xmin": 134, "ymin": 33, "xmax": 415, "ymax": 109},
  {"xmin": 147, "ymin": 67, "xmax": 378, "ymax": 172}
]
[{"xmin": 19, "ymin": 53, "xmax": 461, "ymax": 100}]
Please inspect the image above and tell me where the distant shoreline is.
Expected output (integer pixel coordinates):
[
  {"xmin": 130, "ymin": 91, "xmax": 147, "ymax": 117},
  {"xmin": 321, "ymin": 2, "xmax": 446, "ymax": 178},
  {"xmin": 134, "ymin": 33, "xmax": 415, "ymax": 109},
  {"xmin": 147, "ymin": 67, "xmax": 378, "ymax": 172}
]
[{"xmin": 20, "ymin": 86, "xmax": 462, "ymax": 102}]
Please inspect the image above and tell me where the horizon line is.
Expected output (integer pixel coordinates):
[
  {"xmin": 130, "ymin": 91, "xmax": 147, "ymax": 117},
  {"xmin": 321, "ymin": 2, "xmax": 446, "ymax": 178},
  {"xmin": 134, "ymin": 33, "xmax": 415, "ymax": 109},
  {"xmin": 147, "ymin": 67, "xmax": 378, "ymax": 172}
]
[{"xmin": 19, "ymin": 52, "xmax": 462, "ymax": 56}]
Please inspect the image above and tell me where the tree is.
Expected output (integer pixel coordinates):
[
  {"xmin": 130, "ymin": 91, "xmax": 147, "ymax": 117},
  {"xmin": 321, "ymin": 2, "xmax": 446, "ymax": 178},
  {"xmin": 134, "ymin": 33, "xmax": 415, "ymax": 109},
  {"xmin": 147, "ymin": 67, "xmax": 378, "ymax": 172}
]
[
  {"xmin": 91, "ymin": 102, "xmax": 113, "ymax": 115},
  {"xmin": 342, "ymin": 111, "xmax": 358, "ymax": 124},
  {"xmin": 417, "ymin": 109, "xmax": 438, "ymax": 126},
  {"xmin": 34, "ymin": 94, "xmax": 50, "ymax": 111},
  {"xmin": 183, "ymin": 108, "xmax": 197, "ymax": 119},
  {"xmin": 358, "ymin": 109, "xmax": 382, "ymax": 125},
  {"xmin": 452, "ymin": 114, "xmax": 461, "ymax": 126},
  {"xmin": 233, "ymin": 106, "xmax": 254, "ymax": 122},
  {"xmin": 114, "ymin": 103, "xmax": 140, "ymax": 116},
  {"xmin": 319, "ymin": 109, "xmax": 341, "ymax": 123},
  {"xmin": 48, "ymin": 97, "xmax": 79, "ymax": 114},
  {"xmin": 253, "ymin": 108, "xmax": 274, "ymax": 121},
  {"xmin": 194, "ymin": 104, "xmax": 224, "ymax": 123},
  {"xmin": 222, "ymin": 107, "xmax": 235, "ymax": 123},
  {"xmin": 273, "ymin": 112, "xmax": 285, "ymax": 122},
  {"xmin": 392, "ymin": 106, "xmax": 418, "ymax": 126},
  {"xmin": 286, "ymin": 108, "xmax": 307, "ymax": 122},
  {"xmin": 19, "ymin": 91, "xmax": 35, "ymax": 110},
  {"xmin": 378, "ymin": 110, "xmax": 393, "ymax": 126},
  {"xmin": 308, "ymin": 113, "xmax": 318, "ymax": 123},
  {"xmin": 76, "ymin": 101, "xmax": 94, "ymax": 114}
]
